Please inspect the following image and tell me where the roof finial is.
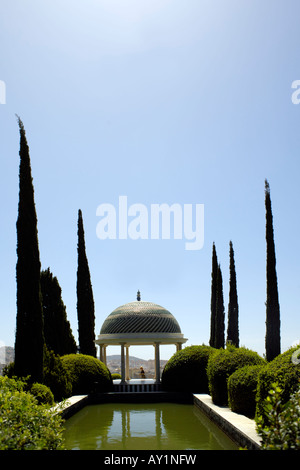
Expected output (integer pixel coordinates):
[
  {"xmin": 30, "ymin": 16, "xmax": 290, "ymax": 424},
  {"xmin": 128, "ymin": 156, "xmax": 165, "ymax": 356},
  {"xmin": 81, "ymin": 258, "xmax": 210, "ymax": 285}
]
[{"xmin": 137, "ymin": 290, "xmax": 141, "ymax": 301}]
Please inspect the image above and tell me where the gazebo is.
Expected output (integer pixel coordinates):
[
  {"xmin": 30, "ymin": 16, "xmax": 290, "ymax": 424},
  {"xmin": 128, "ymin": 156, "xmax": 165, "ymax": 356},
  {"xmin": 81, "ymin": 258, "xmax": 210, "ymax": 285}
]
[{"xmin": 95, "ymin": 291, "xmax": 188, "ymax": 384}]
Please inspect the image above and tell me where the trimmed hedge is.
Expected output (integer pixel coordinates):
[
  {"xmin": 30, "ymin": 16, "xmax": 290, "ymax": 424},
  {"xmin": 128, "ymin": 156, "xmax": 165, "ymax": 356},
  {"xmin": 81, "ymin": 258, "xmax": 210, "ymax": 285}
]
[
  {"xmin": 228, "ymin": 365, "xmax": 265, "ymax": 418},
  {"xmin": 61, "ymin": 354, "xmax": 113, "ymax": 395},
  {"xmin": 207, "ymin": 346, "xmax": 266, "ymax": 406},
  {"xmin": 161, "ymin": 345, "xmax": 216, "ymax": 393},
  {"xmin": 111, "ymin": 373, "xmax": 122, "ymax": 380},
  {"xmin": 256, "ymin": 346, "xmax": 300, "ymax": 425},
  {"xmin": 29, "ymin": 383, "xmax": 54, "ymax": 406}
]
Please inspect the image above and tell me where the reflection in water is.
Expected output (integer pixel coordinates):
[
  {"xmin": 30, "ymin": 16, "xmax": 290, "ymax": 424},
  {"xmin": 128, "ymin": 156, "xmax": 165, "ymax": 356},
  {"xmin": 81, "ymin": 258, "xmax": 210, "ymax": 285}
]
[{"xmin": 63, "ymin": 403, "xmax": 238, "ymax": 450}]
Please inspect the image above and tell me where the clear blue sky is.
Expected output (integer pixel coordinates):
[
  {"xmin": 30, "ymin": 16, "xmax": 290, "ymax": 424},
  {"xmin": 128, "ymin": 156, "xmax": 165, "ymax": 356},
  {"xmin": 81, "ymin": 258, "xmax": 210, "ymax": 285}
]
[{"xmin": 1, "ymin": 0, "xmax": 300, "ymax": 360}]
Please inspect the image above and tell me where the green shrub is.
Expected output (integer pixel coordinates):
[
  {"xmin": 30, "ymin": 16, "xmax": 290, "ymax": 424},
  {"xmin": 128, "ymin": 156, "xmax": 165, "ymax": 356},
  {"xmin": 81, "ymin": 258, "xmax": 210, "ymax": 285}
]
[
  {"xmin": 61, "ymin": 354, "xmax": 113, "ymax": 395},
  {"xmin": 43, "ymin": 348, "xmax": 72, "ymax": 401},
  {"xmin": 228, "ymin": 365, "xmax": 265, "ymax": 418},
  {"xmin": 2, "ymin": 361, "xmax": 15, "ymax": 378},
  {"xmin": 256, "ymin": 383, "xmax": 300, "ymax": 449},
  {"xmin": 256, "ymin": 346, "xmax": 300, "ymax": 425},
  {"xmin": 161, "ymin": 345, "xmax": 216, "ymax": 393},
  {"xmin": 0, "ymin": 375, "xmax": 24, "ymax": 392},
  {"xmin": 111, "ymin": 373, "xmax": 122, "ymax": 380},
  {"xmin": 0, "ymin": 376, "xmax": 64, "ymax": 450},
  {"xmin": 0, "ymin": 374, "xmax": 54, "ymax": 405},
  {"xmin": 207, "ymin": 346, "xmax": 266, "ymax": 406},
  {"xmin": 3, "ymin": 349, "xmax": 73, "ymax": 402},
  {"xmin": 29, "ymin": 383, "xmax": 54, "ymax": 405}
]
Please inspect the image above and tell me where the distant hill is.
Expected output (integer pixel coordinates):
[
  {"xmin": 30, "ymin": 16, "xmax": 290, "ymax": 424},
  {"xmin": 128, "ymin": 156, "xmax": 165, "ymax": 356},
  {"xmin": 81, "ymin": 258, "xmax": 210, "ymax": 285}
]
[
  {"xmin": 0, "ymin": 349, "xmax": 167, "ymax": 375},
  {"xmin": 106, "ymin": 355, "xmax": 167, "ymax": 367}
]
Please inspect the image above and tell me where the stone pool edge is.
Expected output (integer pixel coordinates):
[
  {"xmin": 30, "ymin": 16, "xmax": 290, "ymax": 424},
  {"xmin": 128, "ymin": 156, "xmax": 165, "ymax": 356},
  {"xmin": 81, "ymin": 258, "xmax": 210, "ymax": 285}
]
[
  {"xmin": 53, "ymin": 392, "xmax": 261, "ymax": 450},
  {"xmin": 51, "ymin": 395, "xmax": 89, "ymax": 420},
  {"xmin": 193, "ymin": 394, "xmax": 261, "ymax": 450}
]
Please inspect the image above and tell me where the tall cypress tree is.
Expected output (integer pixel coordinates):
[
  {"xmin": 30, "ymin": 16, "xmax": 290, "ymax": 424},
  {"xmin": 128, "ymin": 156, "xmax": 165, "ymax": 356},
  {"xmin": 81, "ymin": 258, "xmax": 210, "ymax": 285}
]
[
  {"xmin": 265, "ymin": 179, "xmax": 281, "ymax": 361},
  {"xmin": 209, "ymin": 242, "xmax": 218, "ymax": 347},
  {"xmin": 14, "ymin": 117, "xmax": 44, "ymax": 382},
  {"xmin": 227, "ymin": 241, "xmax": 239, "ymax": 347},
  {"xmin": 215, "ymin": 264, "xmax": 225, "ymax": 349},
  {"xmin": 41, "ymin": 268, "xmax": 77, "ymax": 356},
  {"xmin": 77, "ymin": 209, "xmax": 96, "ymax": 357}
]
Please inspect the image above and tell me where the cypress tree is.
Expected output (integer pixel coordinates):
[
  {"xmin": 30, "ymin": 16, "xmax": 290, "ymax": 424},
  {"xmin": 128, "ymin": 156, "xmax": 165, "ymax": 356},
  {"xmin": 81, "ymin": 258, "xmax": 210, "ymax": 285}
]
[
  {"xmin": 215, "ymin": 264, "xmax": 225, "ymax": 349},
  {"xmin": 209, "ymin": 242, "xmax": 218, "ymax": 347},
  {"xmin": 227, "ymin": 241, "xmax": 239, "ymax": 347},
  {"xmin": 14, "ymin": 117, "xmax": 44, "ymax": 382},
  {"xmin": 265, "ymin": 179, "xmax": 281, "ymax": 361},
  {"xmin": 77, "ymin": 209, "xmax": 96, "ymax": 357},
  {"xmin": 41, "ymin": 268, "xmax": 77, "ymax": 356}
]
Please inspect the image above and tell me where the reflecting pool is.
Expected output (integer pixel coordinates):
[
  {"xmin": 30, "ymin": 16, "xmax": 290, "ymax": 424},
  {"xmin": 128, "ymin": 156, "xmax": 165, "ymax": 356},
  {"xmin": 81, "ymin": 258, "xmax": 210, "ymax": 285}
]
[{"xmin": 63, "ymin": 403, "xmax": 238, "ymax": 450}]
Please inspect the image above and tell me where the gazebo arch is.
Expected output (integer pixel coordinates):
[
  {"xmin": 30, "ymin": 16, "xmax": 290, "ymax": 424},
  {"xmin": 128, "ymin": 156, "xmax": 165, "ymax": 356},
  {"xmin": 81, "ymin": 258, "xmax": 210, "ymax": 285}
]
[{"xmin": 95, "ymin": 292, "xmax": 188, "ymax": 384}]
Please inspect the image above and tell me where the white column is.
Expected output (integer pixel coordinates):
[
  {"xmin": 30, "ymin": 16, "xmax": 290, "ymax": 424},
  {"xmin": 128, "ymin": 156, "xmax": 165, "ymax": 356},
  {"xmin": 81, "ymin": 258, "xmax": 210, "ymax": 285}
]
[
  {"xmin": 125, "ymin": 345, "xmax": 130, "ymax": 381},
  {"xmin": 100, "ymin": 344, "xmax": 104, "ymax": 362},
  {"xmin": 103, "ymin": 345, "xmax": 107, "ymax": 366},
  {"xmin": 176, "ymin": 343, "xmax": 182, "ymax": 352},
  {"xmin": 100, "ymin": 344, "xmax": 107, "ymax": 365},
  {"xmin": 154, "ymin": 342, "xmax": 161, "ymax": 384},
  {"xmin": 120, "ymin": 343, "xmax": 126, "ymax": 384}
]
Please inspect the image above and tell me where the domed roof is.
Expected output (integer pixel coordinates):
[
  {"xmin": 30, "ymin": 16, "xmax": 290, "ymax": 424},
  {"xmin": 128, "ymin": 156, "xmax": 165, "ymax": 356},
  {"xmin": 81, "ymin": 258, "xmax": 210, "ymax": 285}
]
[{"xmin": 100, "ymin": 296, "xmax": 182, "ymax": 335}]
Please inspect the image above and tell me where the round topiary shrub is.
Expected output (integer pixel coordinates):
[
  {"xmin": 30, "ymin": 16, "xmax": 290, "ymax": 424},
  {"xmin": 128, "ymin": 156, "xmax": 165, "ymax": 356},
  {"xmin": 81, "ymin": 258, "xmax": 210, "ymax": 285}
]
[
  {"xmin": 207, "ymin": 346, "xmax": 266, "ymax": 406},
  {"xmin": 29, "ymin": 383, "xmax": 54, "ymax": 406},
  {"xmin": 161, "ymin": 345, "xmax": 216, "ymax": 393},
  {"xmin": 61, "ymin": 354, "xmax": 113, "ymax": 395},
  {"xmin": 228, "ymin": 364, "xmax": 265, "ymax": 418},
  {"xmin": 256, "ymin": 345, "xmax": 300, "ymax": 425},
  {"xmin": 111, "ymin": 373, "xmax": 122, "ymax": 380}
]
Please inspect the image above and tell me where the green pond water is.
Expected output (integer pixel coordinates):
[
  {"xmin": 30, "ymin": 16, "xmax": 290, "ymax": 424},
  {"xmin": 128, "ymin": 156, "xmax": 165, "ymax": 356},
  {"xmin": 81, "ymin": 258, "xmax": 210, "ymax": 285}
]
[{"xmin": 63, "ymin": 402, "xmax": 238, "ymax": 450}]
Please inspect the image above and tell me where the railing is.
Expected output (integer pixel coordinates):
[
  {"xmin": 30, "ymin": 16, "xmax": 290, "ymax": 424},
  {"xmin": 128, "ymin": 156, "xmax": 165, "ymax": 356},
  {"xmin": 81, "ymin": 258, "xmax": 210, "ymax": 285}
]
[{"xmin": 113, "ymin": 382, "xmax": 162, "ymax": 392}]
